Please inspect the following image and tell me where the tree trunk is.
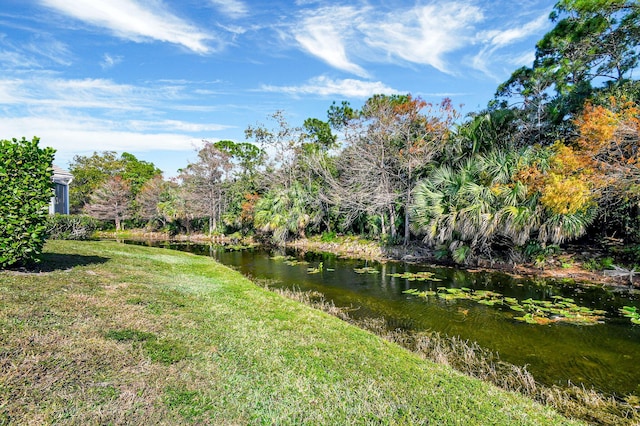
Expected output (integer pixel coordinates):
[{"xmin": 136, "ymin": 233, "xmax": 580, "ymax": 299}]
[
  {"xmin": 389, "ymin": 205, "xmax": 397, "ymax": 243},
  {"xmin": 404, "ymin": 187, "xmax": 411, "ymax": 246}
]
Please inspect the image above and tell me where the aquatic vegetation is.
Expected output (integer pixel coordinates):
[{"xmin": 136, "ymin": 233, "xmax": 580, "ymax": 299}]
[
  {"xmin": 619, "ymin": 306, "xmax": 640, "ymax": 324},
  {"xmin": 307, "ymin": 262, "xmax": 324, "ymax": 274},
  {"xmin": 285, "ymin": 259, "xmax": 309, "ymax": 266},
  {"xmin": 387, "ymin": 271, "xmax": 442, "ymax": 281},
  {"xmin": 403, "ymin": 288, "xmax": 437, "ymax": 297},
  {"xmin": 512, "ymin": 296, "xmax": 606, "ymax": 325},
  {"xmin": 270, "ymin": 254, "xmax": 309, "ymax": 266},
  {"xmin": 353, "ymin": 266, "xmax": 380, "ymax": 274},
  {"xmin": 270, "ymin": 255, "xmax": 292, "ymax": 261},
  {"xmin": 403, "ymin": 288, "xmax": 606, "ymax": 325}
]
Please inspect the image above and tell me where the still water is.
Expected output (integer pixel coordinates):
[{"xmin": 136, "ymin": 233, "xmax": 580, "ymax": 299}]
[{"xmin": 128, "ymin": 240, "xmax": 640, "ymax": 396}]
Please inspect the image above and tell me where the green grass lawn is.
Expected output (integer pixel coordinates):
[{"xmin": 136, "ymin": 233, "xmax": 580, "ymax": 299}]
[{"xmin": 0, "ymin": 240, "xmax": 580, "ymax": 425}]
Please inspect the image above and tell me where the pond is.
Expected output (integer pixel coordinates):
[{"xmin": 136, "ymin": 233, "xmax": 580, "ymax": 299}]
[{"xmin": 125, "ymin": 240, "xmax": 640, "ymax": 397}]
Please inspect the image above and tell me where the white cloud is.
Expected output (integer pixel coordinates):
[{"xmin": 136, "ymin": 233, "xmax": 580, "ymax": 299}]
[
  {"xmin": 362, "ymin": 2, "xmax": 484, "ymax": 74},
  {"xmin": 260, "ymin": 76, "xmax": 400, "ymax": 98},
  {"xmin": 39, "ymin": 0, "xmax": 216, "ymax": 53},
  {"xmin": 0, "ymin": 74, "xmax": 233, "ymax": 173},
  {"xmin": 480, "ymin": 13, "xmax": 548, "ymax": 48},
  {"xmin": 0, "ymin": 50, "xmax": 40, "ymax": 69},
  {"xmin": 0, "ymin": 76, "xmax": 186, "ymax": 111},
  {"xmin": 290, "ymin": 2, "xmax": 551, "ymax": 79},
  {"xmin": 0, "ymin": 114, "xmax": 212, "ymax": 172},
  {"xmin": 23, "ymin": 34, "xmax": 73, "ymax": 66},
  {"xmin": 472, "ymin": 12, "xmax": 549, "ymax": 80},
  {"xmin": 100, "ymin": 53, "xmax": 123, "ymax": 69},
  {"xmin": 292, "ymin": 2, "xmax": 484, "ymax": 76},
  {"xmin": 210, "ymin": 0, "xmax": 248, "ymax": 19},
  {"xmin": 509, "ymin": 50, "xmax": 536, "ymax": 67},
  {"xmin": 127, "ymin": 119, "xmax": 231, "ymax": 132},
  {"xmin": 293, "ymin": 6, "xmax": 369, "ymax": 78},
  {"xmin": 0, "ymin": 32, "xmax": 72, "ymax": 69},
  {"xmin": 1, "ymin": 115, "xmax": 188, "ymax": 146}
]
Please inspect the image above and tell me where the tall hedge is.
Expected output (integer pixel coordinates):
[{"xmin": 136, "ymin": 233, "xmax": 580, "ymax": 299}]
[{"xmin": 0, "ymin": 137, "xmax": 56, "ymax": 268}]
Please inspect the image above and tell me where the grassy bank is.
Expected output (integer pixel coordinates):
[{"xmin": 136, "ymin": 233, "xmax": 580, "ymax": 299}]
[{"xmin": 0, "ymin": 240, "xmax": 578, "ymax": 425}]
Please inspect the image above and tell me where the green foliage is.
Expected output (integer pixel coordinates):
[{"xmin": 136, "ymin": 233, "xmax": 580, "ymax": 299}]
[
  {"xmin": 523, "ymin": 241, "xmax": 561, "ymax": 260},
  {"xmin": 327, "ymin": 100, "xmax": 356, "ymax": 129},
  {"xmin": 320, "ymin": 231, "xmax": 337, "ymax": 242},
  {"xmin": 583, "ymin": 256, "xmax": 614, "ymax": 271},
  {"xmin": 302, "ymin": 118, "xmax": 337, "ymax": 151},
  {"xmin": 69, "ymin": 151, "xmax": 160, "ymax": 213},
  {"xmin": 254, "ymin": 182, "xmax": 324, "ymax": 245},
  {"xmin": 495, "ymin": 0, "xmax": 640, "ymax": 146},
  {"xmin": 411, "ymin": 143, "xmax": 600, "ymax": 263},
  {"xmin": 0, "ymin": 137, "xmax": 55, "ymax": 268},
  {"xmin": 46, "ymin": 214, "xmax": 100, "ymax": 240},
  {"xmin": 213, "ymin": 140, "xmax": 265, "ymax": 178},
  {"xmin": 620, "ymin": 306, "xmax": 640, "ymax": 325}
]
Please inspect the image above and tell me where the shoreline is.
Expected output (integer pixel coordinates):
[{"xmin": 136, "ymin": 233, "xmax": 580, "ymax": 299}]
[
  {"xmin": 287, "ymin": 237, "xmax": 637, "ymax": 290},
  {"xmin": 97, "ymin": 230, "xmax": 637, "ymax": 290}
]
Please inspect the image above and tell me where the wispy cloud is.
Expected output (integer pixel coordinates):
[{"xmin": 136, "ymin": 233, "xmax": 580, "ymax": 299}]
[
  {"xmin": 127, "ymin": 119, "xmax": 231, "ymax": 132},
  {"xmin": 260, "ymin": 76, "xmax": 400, "ymax": 98},
  {"xmin": 210, "ymin": 0, "xmax": 248, "ymax": 19},
  {"xmin": 292, "ymin": 2, "xmax": 484, "ymax": 76},
  {"xmin": 100, "ymin": 53, "xmax": 123, "ymax": 69},
  {"xmin": 0, "ymin": 114, "xmax": 200, "ymax": 154},
  {"xmin": 0, "ymin": 31, "xmax": 72, "ymax": 69},
  {"xmin": 39, "ymin": 0, "xmax": 216, "ymax": 53},
  {"xmin": 291, "ymin": 1, "xmax": 549, "ymax": 79},
  {"xmin": 479, "ymin": 13, "xmax": 548, "ymax": 48},
  {"xmin": 472, "ymin": 12, "xmax": 549, "ymax": 80},
  {"xmin": 0, "ymin": 76, "xmax": 160, "ymax": 110},
  {"xmin": 363, "ymin": 2, "xmax": 484, "ymax": 74},
  {"xmin": 0, "ymin": 73, "xmax": 232, "ymax": 164},
  {"xmin": 0, "ymin": 49, "xmax": 40, "ymax": 69},
  {"xmin": 293, "ymin": 6, "xmax": 369, "ymax": 78},
  {"xmin": 22, "ymin": 33, "xmax": 73, "ymax": 66}
]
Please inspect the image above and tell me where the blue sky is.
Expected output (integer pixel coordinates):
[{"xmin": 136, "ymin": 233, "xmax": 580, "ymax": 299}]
[{"xmin": 1, "ymin": 0, "xmax": 554, "ymax": 177}]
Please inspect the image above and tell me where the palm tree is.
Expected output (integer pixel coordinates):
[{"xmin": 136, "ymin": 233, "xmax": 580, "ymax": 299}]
[
  {"xmin": 412, "ymin": 146, "xmax": 599, "ymax": 263},
  {"xmin": 254, "ymin": 182, "xmax": 324, "ymax": 245}
]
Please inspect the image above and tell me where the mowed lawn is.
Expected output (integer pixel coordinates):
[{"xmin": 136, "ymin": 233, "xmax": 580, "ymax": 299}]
[{"xmin": 0, "ymin": 240, "xmax": 580, "ymax": 425}]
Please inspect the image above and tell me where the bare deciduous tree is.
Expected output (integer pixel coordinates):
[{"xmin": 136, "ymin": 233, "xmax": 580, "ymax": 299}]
[
  {"xmin": 179, "ymin": 142, "xmax": 232, "ymax": 234},
  {"xmin": 321, "ymin": 95, "xmax": 458, "ymax": 244},
  {"xmin": 84, "ymin": 176, "xmax": 132, "ymax": 231}
]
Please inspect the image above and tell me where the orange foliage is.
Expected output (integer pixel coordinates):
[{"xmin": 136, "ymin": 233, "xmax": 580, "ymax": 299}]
[
  {"xmin": 240, "ymin": 193, "xmax": 259, "ymax": 224},
  {"xmin": 516, "ymin": 143, "xmax": 598, "ymax": 215},
  {"xmin": 575, "ymin": 97, "xmax": 640, "ymax": 173},
  {"xmin": 517, "ymin": 96, "xmax": 640, "ymax": 215}
]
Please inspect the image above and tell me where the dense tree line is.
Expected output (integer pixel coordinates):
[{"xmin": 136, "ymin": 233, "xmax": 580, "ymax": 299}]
[{"xmin": 69, "ymin": 0, "xmax": 640, "ymax": 264}]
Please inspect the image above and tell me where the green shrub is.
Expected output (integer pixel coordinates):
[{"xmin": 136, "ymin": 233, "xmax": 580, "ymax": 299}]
[
  {"xmin": 320, "ymin": 231, "xmax": 337, "ymax": 242},
  {"xmin": 46, "ymin": 214, "xmax": 100, "ymax": 240},
  {"xmin": 583, "ymin": 256, "xmax": 615, "ymax": 271},
  {"xmin": 582, "ymin": 258, "xmax": 599, "ymax": 271},
  {"xmin": 0, "ymin": 137, "xmax": 55, "ymax": 268}
]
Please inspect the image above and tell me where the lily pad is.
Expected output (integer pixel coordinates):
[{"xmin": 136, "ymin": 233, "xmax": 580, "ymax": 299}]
[
  {"xmin": 354, "ymin": 266, "xmax": 379, "ymax": 274},
  {"xmin": 388, "ymin": 271, "xmax": 441, "ymax": 281}
]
